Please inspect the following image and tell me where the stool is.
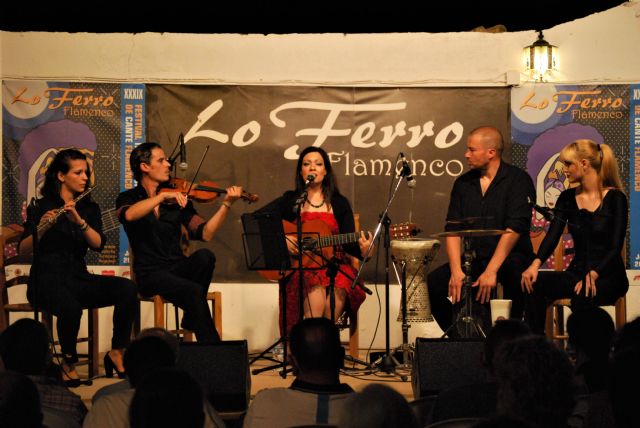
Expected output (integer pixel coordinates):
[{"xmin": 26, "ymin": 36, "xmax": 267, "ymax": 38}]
[
  {"xmin": 134, "ymin": 292, "xmax": 222, "ymax": 341},
  {"xmin": 545, "ymin": 295, "xmax": 627, "ymax": 347}
]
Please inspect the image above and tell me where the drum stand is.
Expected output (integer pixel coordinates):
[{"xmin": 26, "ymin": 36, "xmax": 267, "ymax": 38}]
[
  {"xmin": 392, "ymin": 260, "xmax": 413, "ymax": 370},
  {"xmin": 443, "ymin": 236, "xmax": 486, "ymax": 338}
]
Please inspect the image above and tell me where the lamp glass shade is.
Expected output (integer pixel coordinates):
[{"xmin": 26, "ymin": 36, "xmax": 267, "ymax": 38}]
[{"xmin": 523, "ymin": 31, "xmax": 558, "ymax": 80}]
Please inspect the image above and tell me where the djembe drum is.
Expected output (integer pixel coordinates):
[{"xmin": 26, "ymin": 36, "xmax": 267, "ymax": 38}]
[{"xmin": 390, "ymin": 238, "xmax": 440, "ymax": 322}]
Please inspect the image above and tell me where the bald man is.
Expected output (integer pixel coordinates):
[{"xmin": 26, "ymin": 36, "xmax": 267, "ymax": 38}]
[{"xmin": 427, "ymin": 126, "xmax": 535, "ymax": 336}]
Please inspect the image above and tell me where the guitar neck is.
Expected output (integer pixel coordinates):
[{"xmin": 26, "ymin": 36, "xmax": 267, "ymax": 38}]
[{"xmin": 315, "ymin": 232, "xmax": 360, "ymax": 249}]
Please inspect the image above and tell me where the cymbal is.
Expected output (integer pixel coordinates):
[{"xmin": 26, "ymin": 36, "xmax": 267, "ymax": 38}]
[
  {"xmin": 431, "ymin": 229, "xmax": 511, "ymax": 238},
  {"xmin": 446, "ymin": 216, "xmax": 493, "ymax": 225}
]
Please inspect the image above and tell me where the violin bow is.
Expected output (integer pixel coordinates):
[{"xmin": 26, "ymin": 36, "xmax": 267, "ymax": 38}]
[{"xmin": 185, "ymin": 145, "xmax": 210, "ymax": 195}]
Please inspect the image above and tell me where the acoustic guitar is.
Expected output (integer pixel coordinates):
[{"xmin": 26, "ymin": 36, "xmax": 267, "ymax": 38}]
[{"xmin": 258, "ymin": 219, "xmax": 362, "ymax": 282}]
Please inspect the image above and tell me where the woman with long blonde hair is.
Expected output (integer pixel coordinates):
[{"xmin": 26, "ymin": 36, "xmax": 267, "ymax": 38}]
[{"xmin": 521, "ymin": 139, "xmax": 628, "ymax": 334}]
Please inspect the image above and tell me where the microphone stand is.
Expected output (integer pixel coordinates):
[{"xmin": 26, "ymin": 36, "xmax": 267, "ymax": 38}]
[
  {"xmin": 27, "ymin": 198, "xmax": 40, "ymax": 322},
  {"xmin": 351, "ymin": 166, "xmax": 407, "ymax": 376}
]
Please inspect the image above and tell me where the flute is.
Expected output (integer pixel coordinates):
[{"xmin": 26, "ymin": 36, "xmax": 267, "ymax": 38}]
[{"xmin": 37, "ymin": 185, "xmax": 97, "ymax": 232}]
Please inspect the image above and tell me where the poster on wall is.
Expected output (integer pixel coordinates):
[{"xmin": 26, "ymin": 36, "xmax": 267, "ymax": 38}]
[
  {"xmin": 147, "ymin": 85, "xmax": 510, "ymax": 282},
  {"xmin": 1, "ymin": 80, "xmax": 145, "ymax": 270},
  {"xmin": 510, "ymin": 83, "xmax": 635, "ymax": 276}
]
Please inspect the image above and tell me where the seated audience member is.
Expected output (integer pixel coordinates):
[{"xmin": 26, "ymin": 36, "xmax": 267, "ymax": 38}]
[
  {"xmin": 130, "ymin": 368, "xmax": 206, "ymax": 428},
  {"xmin": 608, "ymin": 317, "xmax": 640, "ymax": 428},
  {"xmin": 611, "ymin": 315, "xmax": 640, "ymax": 355},
  {"xmin": 339, "ymin": 383, "xmax": 419, "ymax": 428},
  {"xmin": 0, "ymin": 371, "xmax": 43, "ymax": 428},
  {"xmin": 565, "ymin": 307, "xmax": 616, "ymax": 428},
  {"xmin": 566, "ymin": 306, "xmax": 614, "ymax": 393},
  {"xmin": 493, "ymin": 335, "xmax": 576, "ymax": 428},
  {"xmin": 83, "ymin": 336, "xmax": 224, "ymax": 428},
  {"xmin": 427, "ymin": 319, "xmax": 531, "ymax": 425},
  {"xmin": 0, "ymin": 318, "xmax": 87, "ymax": 425},
  {"xmin": 243, "ymin": 317, "xmax": 354, "ymax": 428},
  {"xmin": 91, "ymin": 327, "xmax": 180, "ymax": 404}
]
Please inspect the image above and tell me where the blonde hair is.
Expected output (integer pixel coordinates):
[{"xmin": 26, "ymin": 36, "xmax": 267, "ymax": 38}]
[{"xmin": 560, "ymin": 139, "xmax": 623, "ymax": 191}]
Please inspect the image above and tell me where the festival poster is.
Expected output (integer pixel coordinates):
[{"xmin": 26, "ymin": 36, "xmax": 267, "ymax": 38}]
[
  {"xmin": 1, "ymin": 80, "xmax": 145, "ymax": 269},
  {"xmin": 510, "ymin": 84, "xmax": 631, "ymax": 270}
]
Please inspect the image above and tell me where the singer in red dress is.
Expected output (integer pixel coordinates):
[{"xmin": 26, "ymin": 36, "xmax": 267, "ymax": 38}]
[
  {"xmin": 257, "ymin": 146, "xmax": 373, "ymax": 335},
  {"xmin": 521, "ymin": 140, "xmax": 629, "ymax": 334}
]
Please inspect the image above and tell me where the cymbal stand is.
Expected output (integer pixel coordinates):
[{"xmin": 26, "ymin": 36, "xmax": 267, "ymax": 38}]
[{"xmin": 443, "ymin": 236, "xmax": 486, "ymax": 339}]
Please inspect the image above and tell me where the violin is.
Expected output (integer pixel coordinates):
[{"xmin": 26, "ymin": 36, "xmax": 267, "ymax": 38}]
[{"xmin": 159, "ymin": 177, "xmax": 259, "ymax": 204}]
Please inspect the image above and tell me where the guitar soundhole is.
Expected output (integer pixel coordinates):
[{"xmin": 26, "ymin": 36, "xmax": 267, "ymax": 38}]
[{"xmin": 300, "ymin": 237, "xmax": 317, "ymax": 251}]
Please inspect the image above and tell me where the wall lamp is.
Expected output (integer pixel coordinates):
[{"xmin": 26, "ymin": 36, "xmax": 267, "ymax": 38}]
[{"xmin": 523, "ymin": 31, "xmax": 558, "ymax": 82}]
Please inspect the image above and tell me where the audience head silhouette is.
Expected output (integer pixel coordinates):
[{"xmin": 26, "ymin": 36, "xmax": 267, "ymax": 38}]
[
  {"xmin": 612, "ymin": 315, "xmax": 640, "ymax": 355},
  {"xmin": 483, "ymin": 319, "xmax": 531, "ymax": 374},
  {"xmin": 129, "ymin": 368, "xmax": 204, "ymax": 428},
  {"xmin": 567, "ymin": 306, "xmax": 614, "ymax": 360},
  {"xmin": 289, "ymin": 317, "xmax": 344, "ymax": 378},
  {"xmin": 137, "ymin": 327, "xmax": 180, "ymax": 362},
  {"xmin": 339, "ymin": 383, "xmax": 419, "ymax": 428},
  {"xmin": 0, "ymin": 371, "xmax": 43, "ymax": 428},
  {"xmin": 493, "ymin": 335, "xmax": 575, "ymax": 428},
  {"xmin": 0, "ymin": 318, "xmax": 51, "ymax": 375},
  {"xmin": 609, "ymin": 317, "xmax": 640, "ymax": 428},
  {"xmin": 124, "ymin": 335, "xmax": 175, "ymax": 388}
]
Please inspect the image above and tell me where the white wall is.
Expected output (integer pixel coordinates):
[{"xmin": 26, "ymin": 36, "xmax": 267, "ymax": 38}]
[
  {"xmin": 2, "ymin": 3, "xmax": 639, "ymax": 86},
  {"xmin": 2, "ymin": 2, "xmax": 639, "ymax": 353}
]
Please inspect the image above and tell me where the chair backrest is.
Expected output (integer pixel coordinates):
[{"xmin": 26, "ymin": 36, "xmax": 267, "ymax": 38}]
[{"xmin": 1, "ymin": 224, "xmax": 33, "ymax": 331}]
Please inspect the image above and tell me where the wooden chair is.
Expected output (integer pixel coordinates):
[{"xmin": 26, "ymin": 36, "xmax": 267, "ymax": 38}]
[
  {"xmin": 1, "ymin": 224, "xmax": 100, "ymax": 377},
  {"xmin": 134, "ymin": 292, "xmax": 222, "ymax": 341},
  {"xmin": 543, "ymin": 230, "xmax": 627, "ymax": 347},
  {"xmin": 130, "ymin": 225, "xmax": 222, "ymax": 341}
]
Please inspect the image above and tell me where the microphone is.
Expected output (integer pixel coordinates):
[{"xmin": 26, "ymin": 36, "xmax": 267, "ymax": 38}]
[
  {"xmin": 178, "ymin": 133, "xmax": 188, "ymax": 171},
  {"xmin": 528, "ymin": 197, "xmax": 554, "ymax": 221},
  {"xmin": 304, "ymin": 174, "xmax": 316, "ymax": 188},
  {"xmin": 399, "ymin": 152, "xmax": 416, "ymax": 188}
]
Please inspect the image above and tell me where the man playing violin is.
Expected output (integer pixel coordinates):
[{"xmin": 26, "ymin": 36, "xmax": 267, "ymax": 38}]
[{"xmin": 116, "ymin": 142, "xmax": 242, "ymax": 342}]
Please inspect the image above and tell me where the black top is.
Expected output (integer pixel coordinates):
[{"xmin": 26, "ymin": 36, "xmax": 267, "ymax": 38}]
[
  {"xmin": 256, "ymin": 190, "xmax": 362, "ymax": 260},
  {"xmin": 22, "ymin": 195, "xmax": 105, "ymax": 280},
  {"xmin": 445, "ymin": 161, "xmax": 535, "ymax": 261},
  {"xmin": 536, "ymin": 188, "xmax": 628, "ymax": 279},
  {"xmin": 116, "ymin": 185, "xmax": 205, "ymax": 276}
]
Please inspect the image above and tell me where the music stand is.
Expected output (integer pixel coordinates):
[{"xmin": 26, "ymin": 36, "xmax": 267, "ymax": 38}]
[
  {"xmin": 241, "ymin": 212, "xmax": 293, "ymax": 376},
  {"xmin": 241, "ymin": 212, "xmax": 291, "ymax": 275}
]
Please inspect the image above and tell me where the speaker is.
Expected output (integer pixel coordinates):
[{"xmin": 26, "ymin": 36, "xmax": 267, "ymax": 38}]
[
  {"xmin": 177, "ymin": 340, "xmax": 250, "ymax": 413},
  {"xmin": 412, "ymin": 338, "xmax": 486, "ymax": 398}
]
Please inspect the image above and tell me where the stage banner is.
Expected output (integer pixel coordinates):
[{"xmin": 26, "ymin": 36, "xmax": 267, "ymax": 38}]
[
  {"xmin": 510, "ymin": 83, "xmax": 632, "ymax": 270},
  {"xmin": 147, "ymin": 85, "xmax": 509, "ymax": 282},
  {"xmin": 631, "ymin": 84, "xmax": 640, "ymax": 272},
  {"xmin": 1, "ymin": 80, "xmax": 145, "ymax": 270}
]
